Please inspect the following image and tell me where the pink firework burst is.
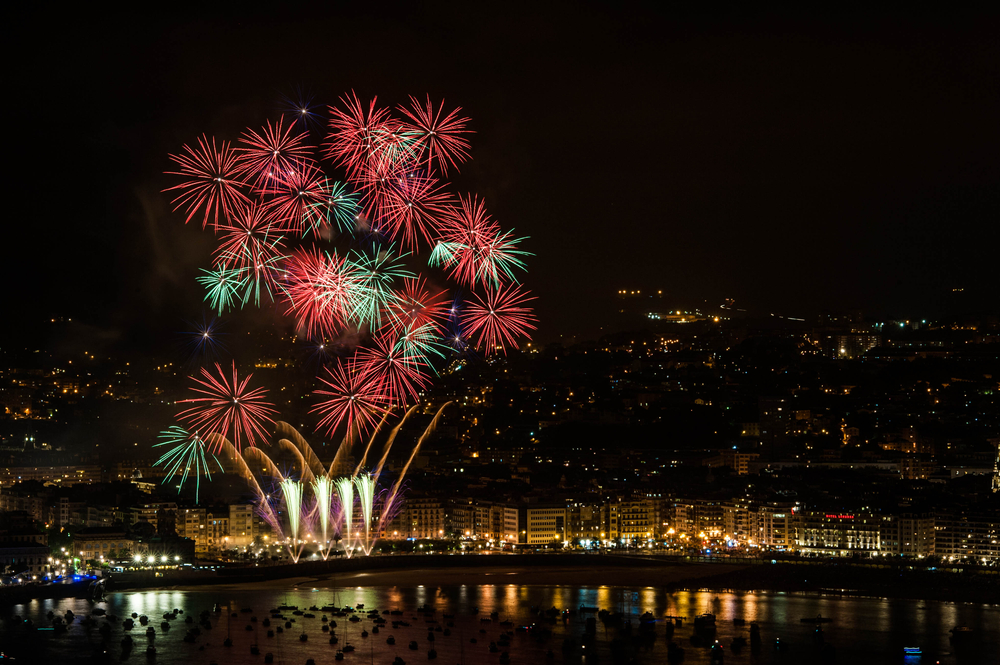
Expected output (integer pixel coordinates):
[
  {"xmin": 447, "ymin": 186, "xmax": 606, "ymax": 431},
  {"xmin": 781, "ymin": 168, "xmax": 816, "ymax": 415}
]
[
  {"xmin": 398, "ymin": 95, "xmax": 473, "ymax": 176},
  {"xmin": 236, "ymin": 116, "xmax": 313, "ymax": 189},
  {"xmin": 311, "ymin": 359, "xmax": 389, "ymax": 437},
  {"xmin": 177, "ymin": 361, "xmax": 278, "ymax": 452},
  {"xmin": 164, "ymin": 134, "xmax": 249, "ymax": 230},
  {"xmin": 354, "ymin": 332, "xmax": 429, "ymax": 409},
  {"xmin": 281, "ymin": 247, "xmax": 359, "ymax": 340},
  {"xmin": 460, "ymin": 283, "xmax": 537, "ymax": 354}
]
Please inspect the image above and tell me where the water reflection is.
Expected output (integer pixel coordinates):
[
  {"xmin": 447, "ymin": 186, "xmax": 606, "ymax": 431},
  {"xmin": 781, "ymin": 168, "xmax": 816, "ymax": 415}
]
[{"xmin": 2, "ymin": 587, "xmax": 996, "ymax": 665}]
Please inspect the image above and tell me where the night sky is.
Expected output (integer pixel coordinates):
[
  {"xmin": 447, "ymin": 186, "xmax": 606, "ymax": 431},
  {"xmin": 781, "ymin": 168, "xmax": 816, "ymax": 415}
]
[{"xmin": 8, "ymin": 6, "xmax": 1000, "ymax": 352}]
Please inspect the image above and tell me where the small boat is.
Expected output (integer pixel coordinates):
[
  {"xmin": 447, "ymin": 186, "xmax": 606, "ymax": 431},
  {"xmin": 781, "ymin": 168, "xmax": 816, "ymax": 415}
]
[
  {"xmin": 264, "ymin": 654, "xmax": 274, "ymax": 664},
  {"xmin": 299, "ymin": 632, "xmax": 308, "ymax": 642},
  {"xmin": 387, "ymin": 636, "xmax": 396, "ymax": 645},
  {"xmin": 800, "ymin": 614, "xmax": 833, "ymax": 624},
  {"xmin": 145, "ymin": 646, "xmax": 156, "ymax": 658},
  {"xmin": 250, "ymin": 645, "xmax": 260, "ymax": 655},
  {"xmin": 694, "ymin": 613, "xmax": 716, "ymax": 627},
  {"xmin": 335, "ymin": 652, "xmax": 344, "ymax": 661},
  {"xmin": 342, "ymin": 643, "xmax": 355, "ymax": 652},
  {"xmin": 409, "ymin": 640, "xmax": 419, "ymax": 650},
  {"xmin": 427, "ymin": 649, "xmax": 437, "ymax": 659}
]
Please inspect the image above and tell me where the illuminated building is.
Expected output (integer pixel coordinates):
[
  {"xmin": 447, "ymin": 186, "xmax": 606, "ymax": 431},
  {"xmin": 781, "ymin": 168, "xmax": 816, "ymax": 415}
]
[{"xmin": 524, "ymin": 506, "xmax": 566, "ymax": 545}]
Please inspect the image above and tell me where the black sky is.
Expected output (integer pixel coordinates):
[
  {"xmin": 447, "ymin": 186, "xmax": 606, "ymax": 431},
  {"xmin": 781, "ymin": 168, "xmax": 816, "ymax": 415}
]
[{"xmin": 7, "ymin": 5, "xmax": 1000, "ymax": 352}]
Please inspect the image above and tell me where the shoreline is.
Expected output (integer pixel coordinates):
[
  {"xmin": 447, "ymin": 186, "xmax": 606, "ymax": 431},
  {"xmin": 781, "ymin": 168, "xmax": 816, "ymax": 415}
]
[
  {"xmin": 5, "ymin": 554, "xmax": 997, "ymax": 605},
  {"xmin": 128, "ymin": 555, "xmax": 1000, "ymax": 605}
]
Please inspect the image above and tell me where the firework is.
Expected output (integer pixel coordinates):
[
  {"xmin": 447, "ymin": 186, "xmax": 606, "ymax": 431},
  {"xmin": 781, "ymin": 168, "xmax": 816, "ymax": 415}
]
[
  {"xmin": 325, "ymin": 92, "xmax": 395, "ymax": 178},
  {"xmin": 335, "ymin": 477, "xmax": 355, "ymax": 556},
  {"xmin": 281, "ymin": 247, "xmax": 360, "ymax": 340},
  {"xmin": 354, "ymin": 473, "xmax": 377, "ymax": 554},
  {"xmin": 387, "ymin": 276, "xmax": 450, "ymax": 334},
  {"xmin": 280, "ymin": 86, "xmax": 323, "ymax": 134},
  {"xmin": 382, "ymin": 170, "xmax": 453, "ymax": 251},
  {"xmin": 355, "ymin": 331, "xmax": 429, "ymax": 408},
  {"xmin": 197, "ymin": 266, "xmax": 248, "ymax": 315},
  {"xmin": 307, "ymin": 180, "xmax": 360, "ymax": 236},
  {"xmin": 236, "ymin": 116, "xmax": 313, "ymax": 189},
  {"xmin": 280, "ymin": 478, "xmax": 305, "ymax": 560},
  {"xmin": 476, "ymin": 229, "xmax": 531, "ymax": 286},
  {"xmin": 177, "ymin": 361, "xmax": 278, "ymax": 452},
  {"xmin": 260, "ymin": 158, "xmax": 331, "ymax": 234},
  {"xmin": 164, "ymin": 135, "xmax": 249, "ymax": 230},
  {"xmin": 213, "ymin": 201, "xmax": 287, "ymax": 306},
  {"xmin": 460, "ymin": 283, "xmax": 537, "ymax": 354},
  {"xmin": 433, "ymin": 194, "xmax": 500, "ymax": 287},
  {"xmin": 181, "ymin": 315, "xmax": 228, "ymax": 362},
  {"xmin": 398, "ymin": 95, "xmax": 473, "ymax": 176},
  {"xmin": 153, "ymin": 426, "xmax": 223, "ymax": 503},
  {"xmin": 348, "ymin": 244, "xmax": 413, "ymax": 328},
  {"xmin": 311, "ymin": 359, "xmax": 389, "ymax": 439}
]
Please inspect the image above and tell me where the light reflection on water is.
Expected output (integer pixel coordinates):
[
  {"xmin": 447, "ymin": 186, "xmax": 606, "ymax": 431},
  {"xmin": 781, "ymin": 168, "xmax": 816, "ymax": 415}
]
[{"xmin": 1, "ymin": 586, "xmax": 996, "ymax": 665}]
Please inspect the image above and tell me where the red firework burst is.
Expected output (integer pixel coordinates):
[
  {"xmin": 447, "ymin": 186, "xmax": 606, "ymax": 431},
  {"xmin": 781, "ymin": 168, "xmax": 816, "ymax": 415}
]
[
  {"xmin": 325, "ymin": 91, "xmax": 395, "ymax": 179},
  {"xmin": 259, "ymin": 158, "xmax": 331, "ymax": 234},
  {"xmin": 398, "ymin": 95, "xmax": 473, "ymax": 176},
  {"xmin": 382, "ymin": 170, "xmax": 453, "ymax": 252},
  {"xmin": 213, "ymin": 201, "xmax": 285, "ymax": 270},
  {"xmin": 164, "ymin": 135, "xmax": 249, "ymax": 230},
  {"xmin": 387, "ymin": 276, "xmax": 450, "ymax": 335},
  {"xmin": 236, "ymin": 116, "xmax": 313, "ymax": 189},
  {"xmin": 460, "ymin": 283, "xmax": 537, "ymax": 354},
  {"xmin": 435, "ymin": 195, "xmax": 500, "ymax": 286},
  {"xmin": 354, "ymin": 332, "xmax": 429, "ymax": 408},
  {"xmin": 281, "ymin": 247, "xmax": 359, "ymax": 340},
  {"xmin": 311, "ymin": 359, "xmax": 389, "ymax": 437},
  {"xmin": 177, "ymin": 361, "xmax": 278, "ymax": 452}
]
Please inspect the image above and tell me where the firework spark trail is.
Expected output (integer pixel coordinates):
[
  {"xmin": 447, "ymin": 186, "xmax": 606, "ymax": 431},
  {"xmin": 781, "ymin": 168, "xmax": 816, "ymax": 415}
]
[
  {"xmin": 354, "ymin": 474, "xmax": 377, "ymax": 555},
  {"xmin": 275, "ymin": 421, "xmax": 326, "ymax": 477},
  {"xmin": 377, "ymin": 402, "xmax": 452, "ymax": 536},
  {"xmin": 153, "ymin": 426, "xmax": 223, "ymax": 503},
  {"xmin": 335, "ymin": 477, "xmax": 355, "ymax": 557},
  {"xmin": 280, "ymin": 479, "xmax": 305, "ymax": 562},
  {"xmin": 177, "ymin": 361, "xmax": 278, "ymax": 453},
  {"xmin": 164, "ymin": 135, "xmax": 249, "ymax": 231},
  {"xmin": 312, "ymin": 476, "xmax": 335, "ymax": 559},
  {"xmin": 352, "ymin": 410, "xmax": 393, "ymax": 476}
]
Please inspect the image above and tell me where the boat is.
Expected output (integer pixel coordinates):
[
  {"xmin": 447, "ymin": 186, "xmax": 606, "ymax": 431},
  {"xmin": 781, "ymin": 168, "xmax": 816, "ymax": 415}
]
[
  {"xmin": 264, "ymin": 654, "xmax": 273, "ymax": 664},
  {"xmin": 386, "ymin": 636, "xmax": 395, "ymax": 645},
  {"xmin": 694, "ymin": 613, "xmax": 716, "ymax": 628},
  {"xmin": 342, "ymin": 643, "xmax": 355, "ymax": 652},
  {"xmin": 800, "ymin": 614, "xmax": 833, "ymax": 623}
]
